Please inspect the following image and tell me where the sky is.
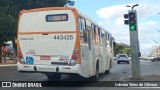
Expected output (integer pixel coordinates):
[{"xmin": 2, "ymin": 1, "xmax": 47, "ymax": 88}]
[{"xmin": 72, "ymin": 0, "xmax": 160, "ymax": 56}]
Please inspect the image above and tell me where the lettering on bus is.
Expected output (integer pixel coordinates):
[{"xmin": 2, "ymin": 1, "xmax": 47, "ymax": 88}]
[
  {"xmin": 20, "ymin": 37, "xmax": 33, "ymax": 40},
  {"xmin": 53, "ymin": 35, "xmax": 73, "ymax": 40}
]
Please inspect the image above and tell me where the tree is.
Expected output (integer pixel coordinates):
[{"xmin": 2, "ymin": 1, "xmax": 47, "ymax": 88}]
[
  {"xmin": 0, "ymin": 0, "xmax": 74, "ymax": 63},
  {"xmin": 114, "ymin": 42, "xmax": 131, "ymax": 56}
]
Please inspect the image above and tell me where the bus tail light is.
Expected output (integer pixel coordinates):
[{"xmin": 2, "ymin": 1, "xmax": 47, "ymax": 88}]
[
  {"xmin": 70, "ymin": 49, "xmax": 79, "ymax": 66},
  {"xmin": 19, "ymin": 53, "xmax": 23, "ymax": 58},
  {"xmin": 17, "ymin": 49, "xmax": 25, "ymax": 64},
  {"xmin": 73, "ymin": 50, "xmax": 79, "ymax": 54},
  {"xmin": 72, "ymin": 55, "xmax": 77, "ymax": 60}
]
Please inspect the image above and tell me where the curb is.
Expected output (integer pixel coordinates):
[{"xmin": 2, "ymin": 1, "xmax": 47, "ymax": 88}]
[{"xmin": 0, "ymin": 64, "xmax": 17, "ymax": 67}]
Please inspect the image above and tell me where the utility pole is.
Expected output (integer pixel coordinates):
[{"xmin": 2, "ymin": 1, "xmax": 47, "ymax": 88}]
[{"xmin": 124, "ymin": 4, "xmax": 141, "ymax": 79}]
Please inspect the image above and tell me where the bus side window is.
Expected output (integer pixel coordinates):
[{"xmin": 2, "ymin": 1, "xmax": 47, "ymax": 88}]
[
  {"xmin": 95, "ymin": 27, "xmax": 99, "ymax": 46},
  {"xmin": 98, "ymin": 28, "xmax": 102, "ymax": 46},
  {"xmin": 108, "ymin": 34, "xmax": 111, "ymax": 47},
  {"xmin": 79, "ymin": 18, "xmax": 82, "ymax": 30},
  {"xmin": 110, "ymin": 37, "xmax": 112, "ymax": 48},
  {"xmin": 105, "ymin": 33, "xmax": 107, "ymax": 47},
  {"xmin": 79, "ymin": 17, "xmax": 87, "ymax": 44},
  {"xmin": 91, "ymin": 24, "xmax": 95, "ymax": 45},
  {"xmin": 106, "ymin": 32, "xmax": 108, "ymax": 47},
  {"xmin": 87, "ymin": 26, "xmax": 91, "ymax": 50}
]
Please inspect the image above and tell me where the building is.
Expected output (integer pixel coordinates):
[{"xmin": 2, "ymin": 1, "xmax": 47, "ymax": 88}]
[{"xmin": 150, "ymin": 45, "xmax": 160, "ymax": 57}]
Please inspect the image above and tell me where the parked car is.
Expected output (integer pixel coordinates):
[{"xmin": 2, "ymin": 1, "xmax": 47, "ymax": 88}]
[
  {"xmin": 144, "ymin": 56, "xmax": 149, "ymax": 60},
  {"xmin": 117, "ymin": 54, "xmax": 130, "ymax": 64},
  {"xmin": 148, "ymin": 56, "xmax": 155, "ymax": 61},
  {"xmin": 151, "ymin": 56, "xmax": 160, "ymax": 62},
  {"xmin": 128, "ymin": 57, "xmax": 131, "ymax": 60}
]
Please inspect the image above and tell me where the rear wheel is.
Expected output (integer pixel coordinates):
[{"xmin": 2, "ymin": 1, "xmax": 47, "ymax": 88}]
[
  {"xmin": 47, "ymin": 73, "xmax": 61, "ymax": 81},
  {"xmin": 117, "ymin": 61, "xmax": 120, "ymax": 64}
]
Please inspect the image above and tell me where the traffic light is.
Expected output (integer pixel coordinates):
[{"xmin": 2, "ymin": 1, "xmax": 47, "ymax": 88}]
[
  {"xmin": 124, "ymin": 14, "xmax": 129, "ymax": 25},
  {"xmin": 124, "ymin": 10, "xmax": 137, "ymax": 31},
  {"xmin": 128, "ymin": 10, "xmax": 137, "ymax": 31}
]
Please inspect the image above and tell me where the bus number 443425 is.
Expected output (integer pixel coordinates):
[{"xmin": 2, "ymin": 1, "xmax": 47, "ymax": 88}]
[{"xmin": 53, "ymin": 35, "xmax": 73, "ymax": 40}]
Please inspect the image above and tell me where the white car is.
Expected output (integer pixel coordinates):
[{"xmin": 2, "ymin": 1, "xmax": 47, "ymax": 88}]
[
  {"xmin": 117, "ymin": 54, "xmax": 130, "ymax": 64},
  {"xmin": 148, "ymin": 56, "xmax": 155, "ymax": 61}
]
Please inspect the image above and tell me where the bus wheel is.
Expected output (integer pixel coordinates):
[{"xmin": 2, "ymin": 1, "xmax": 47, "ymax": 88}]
[{"xmin": 47, "ymin": 74, "xmax": 61, "ymax": 81}]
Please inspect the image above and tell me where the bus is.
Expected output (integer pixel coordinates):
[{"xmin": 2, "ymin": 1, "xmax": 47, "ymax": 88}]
[{"xmin": 17, "ymin": 7, "xmax": 115, "ymax": 81}]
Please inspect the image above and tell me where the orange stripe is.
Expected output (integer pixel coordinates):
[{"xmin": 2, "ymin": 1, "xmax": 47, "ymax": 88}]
[
  {"xmin": 20, "ymin": 7, "xmax": 77, "ymax": 14},
  {"xmin": 18, "ymin": 31, "xmax": 76, "ymax": 34},
  {"xmin": 72, "ymin": 8, "xmax": 81, "ymax": 64},
  {"xmin": 17, "ymin": 10, "xmax": 23, "ymax": 62}
]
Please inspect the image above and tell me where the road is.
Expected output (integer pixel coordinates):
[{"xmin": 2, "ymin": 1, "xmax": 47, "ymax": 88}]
[
  {"xmin": 0, "ymin": 60, "xmax": 132, "ymax": 81},
  {"xmin": 0, "ymin": 60, "xmax": 160, "ymax": 90}
]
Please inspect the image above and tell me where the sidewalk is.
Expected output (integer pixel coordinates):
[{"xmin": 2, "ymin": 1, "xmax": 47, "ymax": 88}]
[{"xmin": 0, "ymin": 59, "xmax": 17, "ymax": 67}]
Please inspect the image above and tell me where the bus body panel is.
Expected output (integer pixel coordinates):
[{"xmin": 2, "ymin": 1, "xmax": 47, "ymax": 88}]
[
  {"xmin": 17, "ymin": 62, "xmax": 84, "ymax": 76},
  {"xmin": 17, "ymin": 7, "xmax": 114, "ymax": 79},
  {"xmin": 19, "ymin": 10, "xmax": 76, "ymax": 32},
  {"xmin": 17, "ymin": 9, "xmax": 79, "ymax": 72},
  {"xmin": 18, "ymin": 34, "xmax": 76, "ymax": 65},
  {"xmin": 80, "ymin": 44, "xmax": 90, "ymax": 77}
]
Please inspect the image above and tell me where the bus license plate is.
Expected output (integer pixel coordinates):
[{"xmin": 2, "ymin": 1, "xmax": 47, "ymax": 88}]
[{"xmin": 40, "ymin": 56, "xmax": 51, "ymax": 60}]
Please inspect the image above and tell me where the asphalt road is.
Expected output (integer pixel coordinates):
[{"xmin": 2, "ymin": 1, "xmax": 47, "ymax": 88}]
[
  {"xmin": 0, "ymin": 60, "xmax": 160, "ymax": 90},
  {"xmin": 1, "ymin": 60, "xmax": 160, "ymax": 81},
  {"xmin": 0, "ymin": 60, "xmax": 132, "ymax": 81}
]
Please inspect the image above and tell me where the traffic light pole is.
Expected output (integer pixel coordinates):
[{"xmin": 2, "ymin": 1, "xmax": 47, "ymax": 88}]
[{"xmin": 129, "ymin": 10, "xmax": 141, "ymax": 79}]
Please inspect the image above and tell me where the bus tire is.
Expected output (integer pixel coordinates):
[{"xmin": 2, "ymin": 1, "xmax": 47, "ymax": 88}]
[{"xmin": 47, "ymin": 74, "xmax": 61, "ymax": 81}]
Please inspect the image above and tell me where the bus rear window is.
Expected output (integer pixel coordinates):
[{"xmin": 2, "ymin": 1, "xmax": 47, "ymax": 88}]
[{"xmin": 46, "ymin": 14, "xmax": 68, "ymax": 22}]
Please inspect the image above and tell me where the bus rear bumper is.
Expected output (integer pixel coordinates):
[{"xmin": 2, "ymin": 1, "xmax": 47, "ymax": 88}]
[{"xmin": 17, "ymin": 62, "xmax": 84, "ymax": 77}]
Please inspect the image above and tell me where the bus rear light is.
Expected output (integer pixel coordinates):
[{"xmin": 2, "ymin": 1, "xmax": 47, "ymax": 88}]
[
  {"xmin": 72, "ymin": 55, "xmax": 77, "ymax": 60},
  {"xmin": 73, "ymin": 50, "xmax": 79, "ymax": 54},
  {"xmin": 70, "ymin": 60, "xmax": 75, "ymax": 66},
  {"xmin": 20, "ymin": 59, "xmax": 26, "ymax": 64},
  {"xmin": 19, "ymin": 53, "xmax": 23, "ymax": 58},
  {"xmin": 70, "ymin": 49, "xmax": 79, "ymax": 66},
  {"xmin": 17, "ymin": 49, "xmax": 21, "ymax": 53}
]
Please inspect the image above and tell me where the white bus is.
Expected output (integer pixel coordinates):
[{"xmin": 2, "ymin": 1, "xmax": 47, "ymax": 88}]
[{"xmin": 17, "ymin": 7, "xmax": 115, "ymax": 80}]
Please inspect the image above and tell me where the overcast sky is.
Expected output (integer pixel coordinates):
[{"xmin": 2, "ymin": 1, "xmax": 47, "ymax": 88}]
[{"xmin": 73, "ymin": 0, "xmax": 160, "ymax": 56}]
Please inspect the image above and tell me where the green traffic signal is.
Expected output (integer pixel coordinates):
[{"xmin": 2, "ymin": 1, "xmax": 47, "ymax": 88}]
[
  {"xmin": 130, "ymin": 24, "xmax": 136, "ymax": 31},
  {"xmin": 128, "ymin": 11, "xmax": 137, "ymax": 31},
  {"xmin": 124, "ymin": 10, "xmax": 137, "ymax": 31}
]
